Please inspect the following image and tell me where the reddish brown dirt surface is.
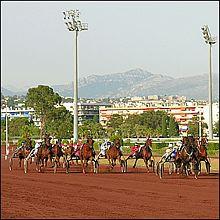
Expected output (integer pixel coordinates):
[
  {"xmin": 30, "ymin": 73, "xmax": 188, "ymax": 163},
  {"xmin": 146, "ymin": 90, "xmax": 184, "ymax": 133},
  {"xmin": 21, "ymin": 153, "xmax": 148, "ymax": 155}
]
[{"xmin": 1, "ymin": 148, "xmax": 219, "ymax": 219}]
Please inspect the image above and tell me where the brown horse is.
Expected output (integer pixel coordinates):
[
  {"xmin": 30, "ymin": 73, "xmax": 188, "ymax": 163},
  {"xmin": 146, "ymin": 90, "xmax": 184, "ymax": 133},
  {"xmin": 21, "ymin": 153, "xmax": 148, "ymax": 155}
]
[
  {"xmin": 80, "ymin": 138, "xmax": 98, "ymax": 174},
  {"xmin": 49, "ymin": 143, "xmax": 64, "ymax": 173},
  {"xmin": 33, "ymin": 143, "xmax": 51, "ymax": 173},
  {"xmin": 9, "ymin": 145, "xmax": 31, "ymax": 171},
  {"xmin": 177, "ymin": 136, "xmax": 200, "ymax": 179},
  {"xmin": 106, "ymin": 138, "xmax": 126, "ymax": 172},
  {"xmin": 196, "ymin": 137, "xmax": 211, "ymax": 174},
  {"xmin": 61, "ymin": 143, "xmax": 75, "ymax": 174},
  {"xmin": 131, "ymin": 138, "xmax": 154, "ymax": 172}
]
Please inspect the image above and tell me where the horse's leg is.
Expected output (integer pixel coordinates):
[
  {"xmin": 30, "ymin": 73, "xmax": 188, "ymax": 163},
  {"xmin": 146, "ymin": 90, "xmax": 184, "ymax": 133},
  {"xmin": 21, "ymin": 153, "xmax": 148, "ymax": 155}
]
[
  {"xmin": 76, "ymin": 158, "xmax": 79, "ymax": 165},
  {"xmin": 53, "ymin": 156, "xmax": 58, "ymax": 174},
  {"xmin": 28, "ymin": 154, "xmax": 32, "ymax": 164},
  {"xmin": 80, "ymin": 157, "xmax": 86, "ymax": 174},
  {"xmin": 193, "ymin": 159, "xmax": 199, "ymax": 179},
  {"xmin": 112, "ymin": 159, "xmax": 115, "ymax": 168},
  {"xmin": 125, "ymin": 155, "xmax": 131, "ymax": 161},
  {"xmin": 118, "ymin": 156, "xmax": 125, "ymax": 173},
  {"xmin": 198, "ymin": 159, "xmax": 201, "ymax": 175},
  {"xmin": 133, "ymin": 158, "xmax": 138, "ymax": 168},
  {"xmin": 93, "ymin": 158, "xmax": 99, "ymax": 173},
  {"xmin": 44, "ymin": 157, "xmax": 48, "ymax": 167},
  {"xmin": 90, "ymin": 159, "xmax": 93, "ymax": 173},
  {"xmin": 36, "ymin": 158, "xmax": 41, "ymax": 172},
  {"xmin": 86, "ymin": 159, "xmax": 89, "ymax": 168},
  {"xmin": 24, "ymin": 159, "xmax": 28, "ymax": 174},
  {"xmin": 19, "ymin": 158, "xmax": 22, "ymax": 168},
  {"xmin": 107, "ymin": 156, "xmax": 113, "ymax": 171},
  {"xmin": 113, "ymin": 158, "xmax": 116, "ymax": 167},
  {"xmin": 9, "ymin": 157, "xmax": 13, "ymax": 171},
  {"xmin": 168, "ymin": 162, "xmax": 173, "ymax": 175},
  {"xmin": 63, "ymin": 155, "xmax": 69, "ymax": 174},
  {"xmin": 144, "ymin": 158, "xmax": 150, "ymax": 173},
  {"xmin": 205, "ymin": 159, "xmax": 211, "ymax": 174}
]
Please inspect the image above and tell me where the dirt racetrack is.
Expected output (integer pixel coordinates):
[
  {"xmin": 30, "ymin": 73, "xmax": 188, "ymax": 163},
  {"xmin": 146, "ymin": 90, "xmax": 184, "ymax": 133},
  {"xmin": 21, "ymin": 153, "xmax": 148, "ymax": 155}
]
[{"xmin": 1, "ymin": 155, "xmax": 219, "ymax": 219}]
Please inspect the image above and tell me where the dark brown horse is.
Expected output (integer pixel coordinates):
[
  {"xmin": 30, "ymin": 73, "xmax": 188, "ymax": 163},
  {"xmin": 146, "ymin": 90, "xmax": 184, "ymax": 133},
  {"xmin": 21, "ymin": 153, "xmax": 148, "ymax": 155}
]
[
  {"xmin": 49, "ymin": 143, "xmax": 64, "ymax": 173},
  {"xmin": 176, "ymin": 136, "xmax": 200, "ymax": 179},
  {"xmin": 131, "ymin": 138, "xmax": 154, "ymax": 172},
  {"xmin": 29, "ymin": 137, "xmax": 52, "ymax": 173},
  {"xmin": 197, "ymin": 137, "xmax": 208, "ymax": 159},
  {"xmin": 106, "ymin": 138, "xmax": 126, "ymax": 172},
  {"xmin": 196, "ymin": 137, "xmax": 211, "ymax": 174},
  {"xmin": 80, "ymin": 138, "xmax": 98, "ymax": 174},
  {"xmin": 61, "ymin": 143, "xmax": 75, "ymax": 174}
]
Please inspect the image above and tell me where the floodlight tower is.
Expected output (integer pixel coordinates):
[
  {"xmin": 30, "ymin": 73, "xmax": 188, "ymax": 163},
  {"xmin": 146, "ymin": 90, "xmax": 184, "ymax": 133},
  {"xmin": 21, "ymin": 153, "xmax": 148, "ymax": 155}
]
[
  {"xmin": 63, "ymin": 9, "xmax": 88, "ymax": 142},
  {"xmin": 201, "ymin": 25, "xmax": 217, "ymax": 140}
]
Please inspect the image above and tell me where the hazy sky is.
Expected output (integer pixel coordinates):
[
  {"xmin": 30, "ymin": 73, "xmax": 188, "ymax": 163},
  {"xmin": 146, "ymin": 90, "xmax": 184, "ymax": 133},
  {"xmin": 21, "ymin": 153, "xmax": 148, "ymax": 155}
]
[{"xmin": 1, "ymin": 1, "xmax": 219, "ymax": 89}]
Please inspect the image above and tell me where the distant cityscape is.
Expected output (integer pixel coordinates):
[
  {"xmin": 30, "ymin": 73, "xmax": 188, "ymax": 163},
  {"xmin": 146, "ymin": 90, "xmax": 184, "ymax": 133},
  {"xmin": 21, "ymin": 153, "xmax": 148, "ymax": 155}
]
[{"xmin": 1, "ymin": 94, "xmax": 219, "ymax": 137}]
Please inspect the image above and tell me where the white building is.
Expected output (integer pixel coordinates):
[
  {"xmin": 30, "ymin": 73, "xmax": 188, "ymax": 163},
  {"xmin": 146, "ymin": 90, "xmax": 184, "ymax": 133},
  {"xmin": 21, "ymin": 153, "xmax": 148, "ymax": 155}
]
[{"xmin": 202, "ymin": 102, "xmax": 219, "ymax": 132}]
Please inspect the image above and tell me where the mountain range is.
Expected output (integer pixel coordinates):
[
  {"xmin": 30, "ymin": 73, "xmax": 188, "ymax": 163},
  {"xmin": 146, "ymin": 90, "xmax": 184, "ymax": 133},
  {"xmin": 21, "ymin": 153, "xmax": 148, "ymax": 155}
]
[{"xmin": 1, "ymin": 68, "xmax": 219, "ymax": 100}]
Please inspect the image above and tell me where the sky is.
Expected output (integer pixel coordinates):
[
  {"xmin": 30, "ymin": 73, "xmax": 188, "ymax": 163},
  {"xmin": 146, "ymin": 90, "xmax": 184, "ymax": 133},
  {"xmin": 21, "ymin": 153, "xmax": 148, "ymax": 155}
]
[{"xmin": 1, "ymin": 1, "xmax": 219, "ymax": 90}]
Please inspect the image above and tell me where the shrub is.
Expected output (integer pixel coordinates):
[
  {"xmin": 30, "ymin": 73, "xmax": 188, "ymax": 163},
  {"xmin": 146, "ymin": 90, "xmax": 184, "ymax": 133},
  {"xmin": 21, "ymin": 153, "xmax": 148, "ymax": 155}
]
[{"xmin": 207, "ymin": 142, "xmax": 219, "ymax": 151}]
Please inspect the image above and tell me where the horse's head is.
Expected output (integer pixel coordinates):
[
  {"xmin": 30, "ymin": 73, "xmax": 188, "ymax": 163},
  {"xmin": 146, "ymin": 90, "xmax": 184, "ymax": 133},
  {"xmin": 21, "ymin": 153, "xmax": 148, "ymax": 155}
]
[
  {"xmin": 182, "ymin": 137, "xmax": 188, "ymax": 145},
  {"xmin": 87, "ymin": 137, "xmax": 94, "ymax": 146},
  {"xmin": 145, "ymin": 138, "xmax": 152, "ymax": 147},
  {"xmin": 201, "ymin": 137, "xmax": 208, "ymax": 146},
  {"xmin": 114, "ymin": 138, "xmax": 121, "ymax": 148}
]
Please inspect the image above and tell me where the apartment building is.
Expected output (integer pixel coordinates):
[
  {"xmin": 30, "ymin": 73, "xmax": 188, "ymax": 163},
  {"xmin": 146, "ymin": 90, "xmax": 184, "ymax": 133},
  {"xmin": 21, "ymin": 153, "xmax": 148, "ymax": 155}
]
[
  {"xmin": 1, "ymin": 107, "xmax": 41, "ymax": 127},
  {"xmin": 99, "ymin": 104, "xmax": 210, "ymax": 135},
  {"xmin": 62, "ymin": 102, "xmax": 112, "ymax": 124}
]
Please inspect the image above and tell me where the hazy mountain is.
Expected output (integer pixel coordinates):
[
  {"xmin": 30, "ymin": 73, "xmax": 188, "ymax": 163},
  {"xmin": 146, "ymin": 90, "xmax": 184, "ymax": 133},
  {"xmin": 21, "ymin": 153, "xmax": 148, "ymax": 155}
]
[{"xmin": 1, "ymin": 68, "xmax": 219, "ymax": 100}]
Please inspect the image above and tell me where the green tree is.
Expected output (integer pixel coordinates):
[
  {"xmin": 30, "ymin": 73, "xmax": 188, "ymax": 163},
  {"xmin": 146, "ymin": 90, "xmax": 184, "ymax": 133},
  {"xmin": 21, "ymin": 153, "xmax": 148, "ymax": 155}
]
[
  {"xmin": 168, "ymin": 115, "xmax": 179, "ymax": 137},
  {"xmin": 134, "ymin": 124, "xmax": 145, "ymax": 138},
  {"xmin": 25, "ymin": 85, "xmax": 62, "ymax": 138},
  {"xmin": 213, "ymin": 120, "xmax": 219, "ymax": 136},
  {"xmin": 161, "ymin": 115, "xmax": 168, "ymax": 137},
  {"xmin": 107, "ymin": 114, "xmax": 123, "ymax": 130},
  {"xmin": 46, "ymin": 106, "xmax": 73, "ymax": 139},
  {"xmin": 188, "ymin": 116, "xmax": 208, "ymax": 136},
  {"xmin": 78, "ymin": 120, "xmax": 105, "ymax": 139},
  {"xmin": 120, "ymin": 123, "xmax": 133, "ymax": 138},
  {"xmin": 1, "ymin": 120, "xmax": 6, "ymax": 142},
  {"xmin": 1, "ymin": 117, "xmax": 40, "ymax": 142},
  {"xmin": 8, "ymin": 117, "xmax": 30, "ymax": 137}
]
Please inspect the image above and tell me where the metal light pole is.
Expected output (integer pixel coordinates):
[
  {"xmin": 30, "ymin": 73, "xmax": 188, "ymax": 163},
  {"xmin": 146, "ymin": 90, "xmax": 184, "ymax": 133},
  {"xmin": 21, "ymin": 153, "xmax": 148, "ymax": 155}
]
[
  {"xmin": 63, "ymin": 9, "xmax": 88, "ymax": 142},
  {"xmin": 199, "ymin": 111, "xmax": 202, "ymax": 138},
  {"xmin": 201, "ymin": 25, "xmax": 216, "ymax": 140},
  {"xmin": 5, "ymin": 98, "xmax": 9, "ymax": 160}
]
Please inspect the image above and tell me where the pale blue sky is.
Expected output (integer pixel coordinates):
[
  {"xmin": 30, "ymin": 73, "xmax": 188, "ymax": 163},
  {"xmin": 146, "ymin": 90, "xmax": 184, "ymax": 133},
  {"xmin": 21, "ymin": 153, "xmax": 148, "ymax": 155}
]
[{"xmin": 1, "ymin": 1, "xmax": 219, "ymax": 89}]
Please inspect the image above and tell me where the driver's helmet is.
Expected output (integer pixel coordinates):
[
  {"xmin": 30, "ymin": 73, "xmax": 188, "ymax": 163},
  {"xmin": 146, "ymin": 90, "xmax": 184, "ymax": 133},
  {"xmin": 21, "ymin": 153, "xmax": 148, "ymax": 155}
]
[
  {"xmin": 37, "ymin": 139, "xmax": 42, "ymax": 144},
  {"xmin": 177, "ymin": 141, "xmax": 182, "ymax": 147},
  {"xmin": 168, "ymin": 143, "xmax": 173, "ymax": 148}
]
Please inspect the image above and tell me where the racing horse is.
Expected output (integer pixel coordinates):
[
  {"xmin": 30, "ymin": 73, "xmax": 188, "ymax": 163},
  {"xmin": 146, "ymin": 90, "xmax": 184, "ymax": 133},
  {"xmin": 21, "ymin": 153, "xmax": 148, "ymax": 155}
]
[
  {"xmin": 130, "ymin": 138, "xmax": 155, "ymax": 173},
  {"xmin": 106, "ymin": 138, "xmax": 126, "ymax": 172},
  {"xmin": 196, "ymin": 137, "xmax": 211, "ymax": 174},
  {"xmin": 9, "ymin": 144, "xmax": 32, "ymax": 171},
  {"xmin": 80, "ymin": 137, "xmax": 98, "ymax": 174},
  {"xmin": 49, "ymin": 143, "xmax": 64, "ymax": 173},
  {"xmin": 61, "ymin": 142, "xmax": 81, "ymax": 174},
  {"xmin": 26, "ymin": 137, "xmax": 52, "ymax": 173},
  {"xmin": 176, "ymin": 136, "xmax": 200, "ymax": 179}
]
